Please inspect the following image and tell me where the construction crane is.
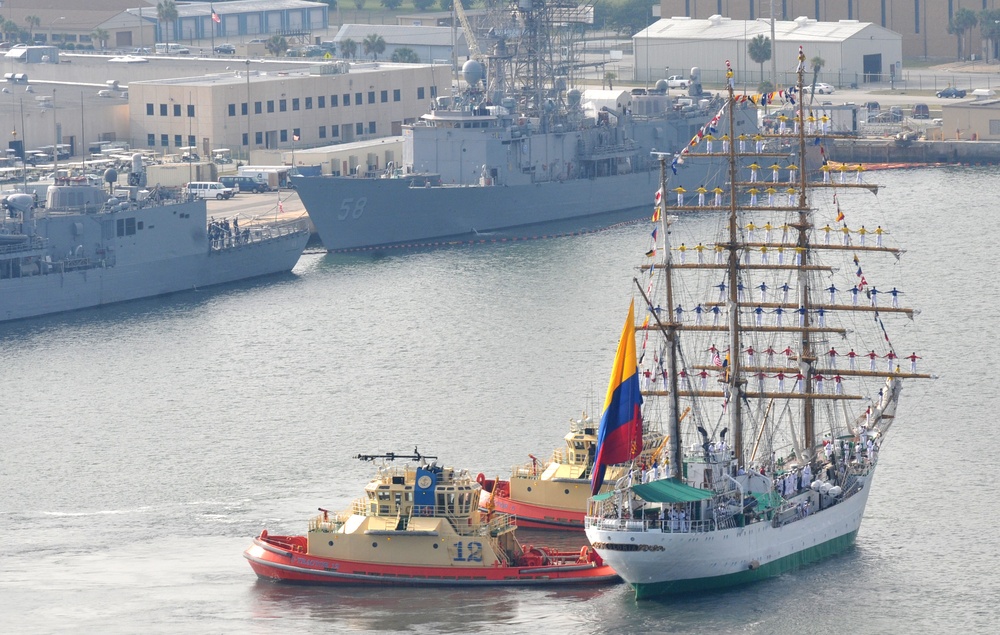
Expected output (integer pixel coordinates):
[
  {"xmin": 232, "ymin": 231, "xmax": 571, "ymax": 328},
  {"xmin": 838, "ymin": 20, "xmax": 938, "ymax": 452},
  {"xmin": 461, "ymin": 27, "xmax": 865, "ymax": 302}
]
[{"xmin": 454, "ymin": 0, "xmax": 483, "ymax": 61}]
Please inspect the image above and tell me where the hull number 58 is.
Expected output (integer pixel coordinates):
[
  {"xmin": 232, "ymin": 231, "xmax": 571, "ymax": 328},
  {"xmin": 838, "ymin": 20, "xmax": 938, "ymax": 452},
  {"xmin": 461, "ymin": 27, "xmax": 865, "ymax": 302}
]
[{"xmin": 338, "ymin": 197, "xmax": 367, "ymax": 220}]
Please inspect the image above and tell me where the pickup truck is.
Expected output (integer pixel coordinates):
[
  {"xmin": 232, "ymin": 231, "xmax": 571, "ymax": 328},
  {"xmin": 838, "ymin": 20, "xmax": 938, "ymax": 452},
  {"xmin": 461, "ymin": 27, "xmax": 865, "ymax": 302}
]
[{"xmin": 667, "ymin": 75, "xmax": 690, "ymax": 89}]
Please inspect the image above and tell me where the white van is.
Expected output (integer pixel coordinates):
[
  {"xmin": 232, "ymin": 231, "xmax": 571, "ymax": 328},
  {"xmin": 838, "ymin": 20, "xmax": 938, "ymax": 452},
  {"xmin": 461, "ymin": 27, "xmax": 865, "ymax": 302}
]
[
  {"xmin": 185, "ymin": 182, "xmax": 234, "ymax": 200},
  {"xmin": 154, "ymin": 43, "xmax": 190, "ymax": 55}
]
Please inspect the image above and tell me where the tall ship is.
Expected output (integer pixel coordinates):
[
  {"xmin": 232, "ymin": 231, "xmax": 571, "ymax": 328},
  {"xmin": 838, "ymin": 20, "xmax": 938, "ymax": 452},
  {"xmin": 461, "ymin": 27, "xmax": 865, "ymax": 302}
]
[
  {"xmin": 244, "ymin": 451, "xmax": 618, "ymax": 586},
  {"xmin": 583, "ymin": 50, "xmax": 929, "ymax": 599},
  {"xmin": 0, "ymin": 157, "xmax": 309, "ymax": 322},
  {"xmin": 294, "ymin": 1, "xmax": 760, "ymax": 252}
]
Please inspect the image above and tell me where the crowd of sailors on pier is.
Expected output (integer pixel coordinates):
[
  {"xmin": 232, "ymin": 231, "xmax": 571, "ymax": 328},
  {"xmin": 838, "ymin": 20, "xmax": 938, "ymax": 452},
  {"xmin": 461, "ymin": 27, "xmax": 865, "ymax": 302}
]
[{"xmin": 209, "ymin": 217, "xmax": 251, "ymax": 249}]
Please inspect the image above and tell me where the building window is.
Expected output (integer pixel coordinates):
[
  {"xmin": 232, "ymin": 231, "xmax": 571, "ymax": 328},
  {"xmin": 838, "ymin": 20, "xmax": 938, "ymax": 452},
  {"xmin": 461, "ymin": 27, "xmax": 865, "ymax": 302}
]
[
  {"xmin": 188, "ymin": 135, "xmax": 195, "ymax": 147},
  {"xmin": 228, "ymin": 103, "xmax": 236, "ymax": 116},
  {"xmin": 147, "ymin": 133, "xmax": 155, "ymax": 146},
  {"xmin": 305, "ymin": 97, "xmax": 312, "ymax": 109},
  {"xmin": 417, "ymin": 86, "xmax": 425, "ymax": 99},
  {"xmin": 430, "ymin": 86, "xmax": 437, "ymax": 98},
  {"xmin": 380, "ymin": 90, "xmax": 388, "ymax": 103},
  {"xmin": 267, "ymin": 100, "xmax": 274, "ymax": 113},
  {"xmin": 356, "ymin": 122, "xmax": 363, "ymax": 135},
  {"xmin": 368, "ymin": 91, "xmax": 375, "ymax": 104},
  {"xmin": 292, "ymin": 127, "xmax": 300, "ymax": 140},
  {"xmin": 318, "ymin": 95, "xmax": 326, "ymax": 108},
  {"xmin": 160, "ymin": 134, "xmax": 168, "ymax": 146},
  {"xmin": 174, "ymin": 134, "xmax": 182, "ymax": 146},
  {"xmin": 368, "ymin": 121, "xmax": 376, "ymax": 134},
  {"xmin": 255, "ymin": 131, "xmax": 263, "ymax": 144},
  {"xmin": 187, "ymin": 104, "xmax": 195, "ymax": 117},
  {"xmin": 255, "ymin": 101, "xmax": 262, "ymax": 114},
  {"xmin": 280, "ymin": 129, "xmax": 288, "ymax": 142},
  {"xmin": 393, "ymin": 89, "xmax": 400, "ymax": 102},
  {"xmin": 146, "ymin": 103, "xmax": 154, "ymax": 115},
  {"xmin": 160, "ymin": 103, "xmax": 167, "ymax": 116},
  {"xmin": 990, "ymin": 119, "xmax": 1000, "ymax": 135},
  {"xmin": 914, "ymin": 0, "xmax": 920, "ymax": 33},
  {"xmin": 279, "ymin": 99, "xmax": 286, "ymax": 112},
  {"xmin": 332, "ymin": 126, "xmax": 339, "ymax": 138},
  {"xmin": 343, "ymin": 93, "xmax": 350, "ymax": 106},
  {"xmin": 173, "ymin": 104, "xmax": 181, "ymax": 116},
  {"xmin": 319, "ymin": 125, "xmax": 327, "ymax": 138},
  {"xmin": 242, "ymin": 133, "xmax": 248, "ymax": 146},
  {"xmin": 355, "ymin": 92, "xmax": 362, "ymax": 105},
  {"xmin": 293, "ymin": 98, "xmax": 300, "ymax": 110},
  {"xmin": 242, "ymin": 102, "xmax": 248, "ymax": 115}
]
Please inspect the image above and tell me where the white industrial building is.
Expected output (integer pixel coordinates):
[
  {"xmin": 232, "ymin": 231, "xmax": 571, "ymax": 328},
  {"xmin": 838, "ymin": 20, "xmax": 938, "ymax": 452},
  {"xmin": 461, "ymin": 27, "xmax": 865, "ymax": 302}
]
[{"xmin": 634, "ymin": 16, "xmax": 903, "ymax": 89}]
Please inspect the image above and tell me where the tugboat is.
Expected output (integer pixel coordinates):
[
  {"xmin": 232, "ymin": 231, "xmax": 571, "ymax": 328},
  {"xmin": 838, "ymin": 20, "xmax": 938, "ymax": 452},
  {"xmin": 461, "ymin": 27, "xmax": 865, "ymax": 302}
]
[
  {"xmin": 477, "ymin": 413, "xmax": 668, "ymax": 530},
  {"xmin": 244, "ymin": 450, "xmax": 618, "ymax": 586}
]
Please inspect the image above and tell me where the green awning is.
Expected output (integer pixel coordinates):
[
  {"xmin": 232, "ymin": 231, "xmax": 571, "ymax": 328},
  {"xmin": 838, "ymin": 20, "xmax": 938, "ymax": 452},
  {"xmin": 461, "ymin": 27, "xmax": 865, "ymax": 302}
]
[
  {"xmin": 630, "ymin": 478, "xmax": 714, "ymax": 503},
  {"xmin": 751, "ymin": 490, "xmax": 783, "ymax": 508},
  {"xmin": 591, "ymin": 490, "xmax": 615, "ymax": 501}
]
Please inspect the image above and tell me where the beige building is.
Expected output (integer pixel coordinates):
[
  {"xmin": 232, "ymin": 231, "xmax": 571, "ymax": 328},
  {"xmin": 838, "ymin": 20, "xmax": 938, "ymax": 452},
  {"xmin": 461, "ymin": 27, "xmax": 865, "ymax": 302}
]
[
  {"xmin": 942, "ymin": 97, "xmax": 1000, "ymax": 140},
  {"xmin": 127, "ymin": 61, "xmax": 450, "ymax": 160},
  {"xmin": 660, "ymin": 0, "xmax": 1000, "ymax": 60}
]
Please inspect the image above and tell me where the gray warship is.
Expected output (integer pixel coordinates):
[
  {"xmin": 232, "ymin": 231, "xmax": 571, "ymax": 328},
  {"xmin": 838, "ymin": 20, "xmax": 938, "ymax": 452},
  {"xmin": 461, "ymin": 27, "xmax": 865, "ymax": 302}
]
[
  {"xmin": 0, "ymin": 156, "xmax": 309, "ymax": 323},
  {"xmin": 294, "ymin": 1, "xmax": 760, "ymax": 252}
]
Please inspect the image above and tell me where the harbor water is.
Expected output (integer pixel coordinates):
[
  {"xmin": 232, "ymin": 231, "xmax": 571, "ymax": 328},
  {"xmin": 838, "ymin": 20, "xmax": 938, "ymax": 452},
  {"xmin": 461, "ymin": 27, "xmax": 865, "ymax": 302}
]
[{"xmin": 1, "ymin": 167, "xmax": 997, "ymax": 633}]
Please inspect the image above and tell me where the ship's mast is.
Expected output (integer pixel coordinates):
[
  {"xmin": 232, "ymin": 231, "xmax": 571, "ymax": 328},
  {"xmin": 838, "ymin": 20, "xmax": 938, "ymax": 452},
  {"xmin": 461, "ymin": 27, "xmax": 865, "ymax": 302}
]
[
  {"xmin": 723, "ymin": 64, "xmax": 745, "ymax": 466},
  {"xmin": 793, "ymin": 48, "xmax": 817, "ymax": 458}
]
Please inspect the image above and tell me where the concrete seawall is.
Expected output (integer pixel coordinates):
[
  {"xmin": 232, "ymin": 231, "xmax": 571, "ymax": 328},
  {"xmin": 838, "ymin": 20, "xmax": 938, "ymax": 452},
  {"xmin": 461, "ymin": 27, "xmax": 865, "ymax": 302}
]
[{"xmin": 828, "ymin": 139, "xmax": 1000, "ymax": 164}]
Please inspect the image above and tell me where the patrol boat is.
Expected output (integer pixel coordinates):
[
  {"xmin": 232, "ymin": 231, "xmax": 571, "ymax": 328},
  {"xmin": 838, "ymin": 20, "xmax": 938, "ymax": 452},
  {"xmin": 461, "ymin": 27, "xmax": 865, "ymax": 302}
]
[
  {"xmin": 0, "ymin": 157, "xmax": 309, "ymax": 322},
  {"xmin": 244, "ymin": 450, "xmax": 618, "ymax": 586},
  {"xmin": 583, "ymin": 51, "xmax": 930, "ymax": 598}
]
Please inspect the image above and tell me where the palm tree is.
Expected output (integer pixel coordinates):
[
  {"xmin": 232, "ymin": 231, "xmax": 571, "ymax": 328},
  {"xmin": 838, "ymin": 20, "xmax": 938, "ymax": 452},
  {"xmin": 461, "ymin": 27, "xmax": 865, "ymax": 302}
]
[
  {"xmin": 91, "ymin": 28, "xmax": 110, "ymax": 51},
  {"xmin": 747, "ymin": 35, "xmax": 771, "ymax": 89},
  {"xmin": 340, "ymin": 38, "xmax": 357, "ymax": 60},
  {"xmin": 157, "ymin": 0, "xmax": 179, "ymax": 43},
  {"xmin": 362, "ymin": 33, "xmax": 386, "ymax": 60},
  {"xmin": 265, "ymin": 35, "xmax": 288, "ymax": 57},
  {"xmin": 24, "ymin": 15, "xmax": 40, "ymax": 42},
  {"xmin": 949, "ymin": 8, "xmax": 979, "ymax": 61},
  {"xmin": 808, "ymin": 55, "xmax": 825, "ymax": 100},
  {"xmin": 391, "ymin": 47, "xmax": 420, "ymax": 63}
]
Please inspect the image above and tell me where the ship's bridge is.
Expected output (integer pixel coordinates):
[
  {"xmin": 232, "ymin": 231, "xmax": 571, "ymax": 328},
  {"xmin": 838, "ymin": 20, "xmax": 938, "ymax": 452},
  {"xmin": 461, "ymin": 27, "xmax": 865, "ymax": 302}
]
[{"xmin": 419, "ymin": 103, "xmax": 510, "ymax": 130}]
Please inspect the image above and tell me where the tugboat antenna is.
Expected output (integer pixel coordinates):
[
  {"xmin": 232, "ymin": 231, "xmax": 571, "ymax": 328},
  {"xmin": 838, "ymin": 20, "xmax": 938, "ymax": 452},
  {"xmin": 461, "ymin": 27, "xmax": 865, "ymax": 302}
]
[{"xmin": 355, "ymin": 448, "xmax": 438, "ymax": 463}]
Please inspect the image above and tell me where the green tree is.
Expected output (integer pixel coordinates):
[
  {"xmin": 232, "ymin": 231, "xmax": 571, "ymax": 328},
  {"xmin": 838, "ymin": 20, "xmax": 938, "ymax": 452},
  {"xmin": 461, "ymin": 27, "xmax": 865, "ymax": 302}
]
[
  {"xmin": 353, "ymin": 0, "xmax": 365, "ymax": 9},
  {"xmin": 381, "ymin": 0, "xmax": 403, "ymax": 9},
  {"xmin": 363, "ymin": 33, "xmax": 386, "ymax": 60},
  {"xmin": 340, "ymin": 38, "xmax": 357, "ymax": 60},
  {"xmin": 438, "ymin": 0, "xmax": 473, "ymax": 11},
  {"xmin": 391, "ymin": 47, "xmax": 420, "ymax": 63},
  {"xmin": 747, "ymin": 35, "xmax": 771, "ymax": 86},
  {"xmin": 948, "ymin": 8, "xmax": 978, "ymax": 61},
  {"xmin": 91, "ymin": 28, "xmax": 110, "ymax": 50},
  {"xmin": 24, "ymin": 15, "xmax": 40, "ymax": 42},
  {"xmin": 809, "ymin": 54, "xmax": 825, "ymax": 95},
  {"xmin": 413, "ymin": 0, "xmax": 435, "ymax": 9},
  {"xmin": 604, "ymin": 71, "xmax": 616, "ymax": 90},
  {"xmin": 157, "ymin": 0, "xmax": 179, "ymax": 43},
  {"xmin": 980, "ymin": 9, "xmax": 1000, "ymax": 62},
  {"xmin": 598, "ymin": 0, "xmax": 657, "ymax": 37},
  {"xmin": 265, "ymin": 34, "xmax": 288, "ymax": 57}
]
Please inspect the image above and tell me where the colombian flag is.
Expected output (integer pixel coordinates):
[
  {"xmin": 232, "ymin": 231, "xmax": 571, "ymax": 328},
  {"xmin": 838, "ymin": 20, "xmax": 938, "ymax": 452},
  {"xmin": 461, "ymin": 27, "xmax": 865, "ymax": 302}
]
[{"xmin": 591, "ymin": 300, "xmax": 644, "ymax": 495}]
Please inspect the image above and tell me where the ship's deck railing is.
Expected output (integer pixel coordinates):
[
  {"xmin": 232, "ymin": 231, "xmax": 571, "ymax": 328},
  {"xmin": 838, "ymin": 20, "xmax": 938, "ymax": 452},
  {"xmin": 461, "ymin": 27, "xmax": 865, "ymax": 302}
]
[
  {"xmin": 511, "ymin": 464, "xmax": 540, "ymax": 479},
  {"xmin": 0, "ymin": 235, "xmax": 46, "ymax": 255},
  {"xmin": 585, "ymin": 515, "xmax": 718, "ymax": 534},
  {"xmin": 211, "ymin": 218, "xmax": 307, "ymax": 251}
]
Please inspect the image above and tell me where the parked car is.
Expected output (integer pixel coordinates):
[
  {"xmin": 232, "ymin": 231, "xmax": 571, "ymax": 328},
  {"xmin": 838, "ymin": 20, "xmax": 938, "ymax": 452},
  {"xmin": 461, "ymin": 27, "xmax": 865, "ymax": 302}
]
[
  {"xmin": 806, "ymin": 82, "xmax": 835, "ymax": 94},
  {"xmin": 936, "ymin": 86, "xmax": 967, "ymax": 98},
  {"xmin": 219, "ymin": 175, "xmax": 269, "ymax": 193},
  {"xmin": 666, "ymin": 75, "xmax": 690, "ymax": 89},
  {"xmin": 185, "ymin": 182, "xmax": 234, "ymax": 200},
  {"xmin": 912, "ymin": 103, "xmax": 930, "ymax": 119},
  {"xmin": 214, "ymin": 43, "xmax": 235, "ymax": 55}
]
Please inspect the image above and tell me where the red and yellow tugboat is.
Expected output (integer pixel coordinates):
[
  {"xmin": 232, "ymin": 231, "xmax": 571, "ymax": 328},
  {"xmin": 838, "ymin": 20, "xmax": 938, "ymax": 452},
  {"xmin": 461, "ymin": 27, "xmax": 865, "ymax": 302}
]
[{"xmin": 244, "ymin": 450, "xmax": 618, "ymax": 586}]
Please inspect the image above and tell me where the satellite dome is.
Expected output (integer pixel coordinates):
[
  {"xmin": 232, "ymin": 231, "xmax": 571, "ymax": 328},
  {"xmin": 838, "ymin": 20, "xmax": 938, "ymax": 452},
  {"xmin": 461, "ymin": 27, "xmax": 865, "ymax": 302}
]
[
  {"xmin": 462, "ymin": 59, "xmax": 484, "ymax": 87},
  {"xmin": 566, "ymin": 88, "xmax": 581, "ymax": 106},
  {"xmin": 654, "ymin": 79, "xmax": 668, "ymax": 93},
  {"xmin": 104, "ymin": 168, "xmax": 118, "ymax": 184}
]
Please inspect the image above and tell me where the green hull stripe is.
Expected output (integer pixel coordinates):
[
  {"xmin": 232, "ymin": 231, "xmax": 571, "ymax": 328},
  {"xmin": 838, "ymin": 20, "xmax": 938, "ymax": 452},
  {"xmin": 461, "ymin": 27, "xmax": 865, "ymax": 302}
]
[{"xmin": 632, "ymin": 529, "xmax": 859, "ymax": 599}]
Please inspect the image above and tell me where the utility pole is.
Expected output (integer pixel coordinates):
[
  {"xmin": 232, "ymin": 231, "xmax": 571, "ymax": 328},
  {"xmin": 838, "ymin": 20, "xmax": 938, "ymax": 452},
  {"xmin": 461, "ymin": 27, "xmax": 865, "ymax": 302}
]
[{"xmin": 770, "ymin": 0, "xmax": 778, "ymax": 87}]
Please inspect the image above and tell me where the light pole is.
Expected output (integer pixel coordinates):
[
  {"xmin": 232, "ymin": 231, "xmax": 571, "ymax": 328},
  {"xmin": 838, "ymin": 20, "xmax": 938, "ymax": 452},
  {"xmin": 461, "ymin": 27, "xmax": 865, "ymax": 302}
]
[{"xmin": 245, "ymin": 58, "xmax": 251, "ymax": 160}]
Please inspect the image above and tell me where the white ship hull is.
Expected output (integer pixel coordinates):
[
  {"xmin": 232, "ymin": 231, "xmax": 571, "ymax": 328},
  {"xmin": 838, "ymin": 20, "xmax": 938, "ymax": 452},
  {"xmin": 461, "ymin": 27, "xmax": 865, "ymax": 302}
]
[{"xmin": 585, "ymin": 472, "xmax": 873, "ymax": 598}]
